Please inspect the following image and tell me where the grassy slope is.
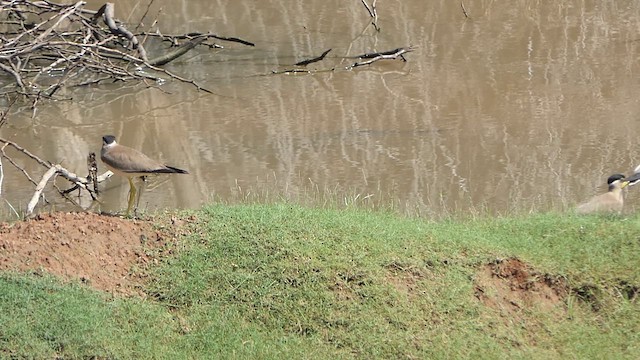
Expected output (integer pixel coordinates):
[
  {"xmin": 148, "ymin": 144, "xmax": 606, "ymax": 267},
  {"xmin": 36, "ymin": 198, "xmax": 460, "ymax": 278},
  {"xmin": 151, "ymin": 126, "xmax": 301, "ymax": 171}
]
[{"xmin": 1, "ymin": 204, "xmax": 639, "ymax": 359}]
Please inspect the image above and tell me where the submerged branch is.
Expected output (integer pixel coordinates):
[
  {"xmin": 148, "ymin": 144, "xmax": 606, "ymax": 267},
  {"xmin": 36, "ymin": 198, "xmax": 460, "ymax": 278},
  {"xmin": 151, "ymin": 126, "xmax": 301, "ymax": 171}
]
[
  {"xmin": 294, "ymin": 49, "xmax": 332, "ymax": 66},
  {"xmin": 348, "ymin": 46, "xmax": 415, "ymax": 68},
  {"xmin": 148, "ymin": 36, "xmax": 207, "ymax": 66},
  {"xmin": 272, "ymin": 46, "xmax": 415, "ymax": 75},
  {"xmin": 140, "ymin": 32, "xmax": 256, "ymax": 47}
]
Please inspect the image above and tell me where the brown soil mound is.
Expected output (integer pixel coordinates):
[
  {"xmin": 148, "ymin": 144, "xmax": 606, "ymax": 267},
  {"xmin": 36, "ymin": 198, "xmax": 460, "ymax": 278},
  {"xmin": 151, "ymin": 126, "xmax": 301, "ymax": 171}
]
[
  {"xmin": 474, "ymin": 258, "xmax": 568, "ymax": 316},
  {"xmin": 0, "ymin": 212, "xmax": 178, "ymax": 295}
]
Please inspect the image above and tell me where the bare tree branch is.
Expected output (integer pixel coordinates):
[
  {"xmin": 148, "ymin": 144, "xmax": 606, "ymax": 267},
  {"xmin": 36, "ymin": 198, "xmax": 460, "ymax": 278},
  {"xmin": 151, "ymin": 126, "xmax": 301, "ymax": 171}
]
[
  {"xmin": 360, "ymin": 0, "xmax": 380, "ymax": 31},
  {"xmin": 148, "ymin": 35, "xmax": 207, "ymax": 66},
  {"xmin": 26, "ymin": 165, "xmax": 58, "ymax": 216},
  {"xmin": 295, "ymin": 49, "xmax": 332, "ymax": 66},
  {"xmin": 101, "ymin": 2, "xmax": 149, "ymax": 62},
  {"xmin": 1, "ymin": 0, "xmax": 247, "ymax": 100},
  {"xmin": 272, "ymin": 46, "xmax": 415, "ymax": 75},
  {"xmin": 347, "ymin": 46, "xmax": 415, "ymax": 69},
  {"xmin": 0, "ymin": 62, "xmax": 26, "ymax": 92},
  {"xmin": 0, "ymin": 137, "xmax": 52, "ymax": 169}
]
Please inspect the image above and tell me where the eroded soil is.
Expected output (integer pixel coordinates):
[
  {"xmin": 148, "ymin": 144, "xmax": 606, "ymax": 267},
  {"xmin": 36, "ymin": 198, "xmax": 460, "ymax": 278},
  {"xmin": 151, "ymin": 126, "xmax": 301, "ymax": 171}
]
[
  {"xmin": 474, "ymin": 258, "xmax": 568, "ymax": 316},
  {"xmin": 0, "ymin": 212, "xmax": 184, "ymax": 295}
]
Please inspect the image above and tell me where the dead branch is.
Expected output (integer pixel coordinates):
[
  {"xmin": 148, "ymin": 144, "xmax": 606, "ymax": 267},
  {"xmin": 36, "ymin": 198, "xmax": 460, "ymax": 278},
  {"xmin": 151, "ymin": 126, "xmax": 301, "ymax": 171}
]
[
  {"xmin": 347, "ymin": 46, "xmax": 415, "ymax": 69},
  {"xmin": 272, "ymin": 46, "xmax": 415, "ymax": 75},
  {"xmin": 295, "ymin": 48, "xmax": 332, "ymax": 66},
  {"xmin": 148, "ymin": 35, "xmax": 207, "ymax": 66},
  {"xmin": 138, "ymin": 32, "xmax": 256, "ymax": 49},
  {"xmin": 35, "ymin": 1, "xmax": 85, "ymax": 42},
  {"xmin": 0, "ymin": 97, "xmax": 17, "ymax": 128},
  {"xmin": 360, "ymin": 0, "xmax": 380, "ymax": 32},
  {"xmin": 87, "ymin": 152, "xmax": 98, "ymax": 195},
  {"xmin": 0, "ymin": 62, "xmax": 26, "ymax": 92},
  {"xmin": 354, "ymin": 47, "xmax": 408, "ymax": 59},
  {"xmin": 461, "ymin": 1, "xmax": 469, "ymax": 18},
  {"xmin": 26, "ymin": 163, "xmax": 106, "ymax": 216},
  {"xmin": 0, "ymin": 136, "xmax": 113, "ymax": 215},
  {"xmin": 26, "ymin": 165, "xmax": 57, "ymax": 216},
  {"xmin": 100, "ymin": 2, "xmax": 149, "ymax": 62},
  {"xmin": 0, "ymin": 144, "xmax": 38, "ymax": 186},
  {"xmin": 0, "ymin": 137, "xmax": 52, "ymax": 169},
  {"xmin": 134, "ymin": 0, "xmax": 156, "ymax": 32},
  {"xmin": 24, "ymin": 161, "xmax": 113, "ymax": 216},
  {"xmin": 140, "ymin": 31, "xmax": 256, "ymax": 48},
  {"xmin": 1, "ymin": 0, "xmax": 252, "ymax": 102}
]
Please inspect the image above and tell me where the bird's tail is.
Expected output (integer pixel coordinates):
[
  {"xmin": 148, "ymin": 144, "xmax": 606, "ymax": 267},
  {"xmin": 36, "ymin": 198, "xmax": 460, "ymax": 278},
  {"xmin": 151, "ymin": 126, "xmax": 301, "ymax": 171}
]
[{"xmin": 165, "ymin": 166, "xmax": 189, "ymax": 174}]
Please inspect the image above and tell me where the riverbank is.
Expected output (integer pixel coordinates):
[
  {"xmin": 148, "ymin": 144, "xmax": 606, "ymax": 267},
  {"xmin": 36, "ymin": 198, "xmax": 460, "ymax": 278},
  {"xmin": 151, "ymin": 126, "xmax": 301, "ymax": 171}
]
[{"xmin": 1, "ymin": 204, "xmax": 638, "ymax": 358}]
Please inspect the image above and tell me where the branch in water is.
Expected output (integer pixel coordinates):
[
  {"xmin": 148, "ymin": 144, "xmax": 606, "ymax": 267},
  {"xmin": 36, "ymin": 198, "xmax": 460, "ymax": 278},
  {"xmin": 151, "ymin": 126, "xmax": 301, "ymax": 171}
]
[{"xmin": 295, "ymin": 49, "xmax": 332, "ymax": 66}]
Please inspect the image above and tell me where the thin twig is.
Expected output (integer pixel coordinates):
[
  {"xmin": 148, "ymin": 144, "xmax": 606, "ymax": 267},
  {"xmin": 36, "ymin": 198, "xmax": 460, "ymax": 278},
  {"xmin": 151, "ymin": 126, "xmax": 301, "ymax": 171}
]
[
  {"xmin": 0, "ymin": 62, "xmax": 27, "ymax": 92},
  {"xmin": 0, "ymin": 144, "xmax": 38, "ymax": 186},
  {"xmin": 461, "ymin": 1, "xmax": 469, "ymax": 18},
  {"xmin": 34, "ymin": 1, "xmax": 85, "ymax": 42},
  {"xmin": 145, "ymin": 62, "xmax": 213, "ymax": 93},
  {"xmin": 134, "ymin": 0, "xmax": 156, "ymax": 32},
  {"xmin": 140, "ymin": 31, "xmax": 255, "ymax": 47},
  {"xmin": 360, "ymin": 0, "xmax": 375, "ymax": 18},
  {"xmin": 360, "ymin": 0, "xmax": 380, "ymax": 31},
  {"xmin": 0, "ymin": 97, "xmax": 17, "ymax": 129},
  {"xmin": 0, "ymin": 137, "xmax": 51, "ymax": 168}
]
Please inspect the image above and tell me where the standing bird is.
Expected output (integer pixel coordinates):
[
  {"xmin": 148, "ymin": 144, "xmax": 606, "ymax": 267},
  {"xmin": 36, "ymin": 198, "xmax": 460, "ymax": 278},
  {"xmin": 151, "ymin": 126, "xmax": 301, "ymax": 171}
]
[
  {"xmin": 575, "ymin": 174, "xmax": 629, "ymax": 214},
  {"xmin": 100, "ymin": 135, "xmax": 188, "ymax": 216}
]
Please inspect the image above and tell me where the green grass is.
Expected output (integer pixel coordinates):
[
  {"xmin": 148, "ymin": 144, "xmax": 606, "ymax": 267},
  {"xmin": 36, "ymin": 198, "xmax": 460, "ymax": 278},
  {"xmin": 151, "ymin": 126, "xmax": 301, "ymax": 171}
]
[{"xmin": 2, "ymin": 204, "xmax": 640, "ymax": 358}]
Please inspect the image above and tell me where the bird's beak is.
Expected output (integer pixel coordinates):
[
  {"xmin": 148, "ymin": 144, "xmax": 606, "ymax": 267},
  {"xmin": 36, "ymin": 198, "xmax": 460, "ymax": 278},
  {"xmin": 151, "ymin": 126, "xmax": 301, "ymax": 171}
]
[
  {"xmin": 621, "ymin": 181, "xmax": 631, "ymax": 189},
  {"xmin": 624, "ymin": 173, "xmax": 640, "ymax": 186}
]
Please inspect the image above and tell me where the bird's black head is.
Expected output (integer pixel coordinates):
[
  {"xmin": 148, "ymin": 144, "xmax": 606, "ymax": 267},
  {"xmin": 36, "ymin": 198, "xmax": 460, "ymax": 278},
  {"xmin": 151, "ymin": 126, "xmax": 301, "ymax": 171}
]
[
  {"xmin": 102, "ymin": 135, "xmax": 116, "ymax": 145},
  {"xmin": 606, "ymin": 173, "xmax": 627, "ymax": 191},
  {"xmin": 607, "ymin": 174, "xmax": 625, "ymax": 185}
]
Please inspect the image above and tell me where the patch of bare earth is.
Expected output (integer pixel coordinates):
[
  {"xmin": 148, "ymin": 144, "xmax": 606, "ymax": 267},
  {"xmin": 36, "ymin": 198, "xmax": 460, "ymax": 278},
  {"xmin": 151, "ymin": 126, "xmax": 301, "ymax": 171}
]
[
  {"xmin": 385, "ymin": 261, "xmax": 427, "ymax": 299},
  {"xmin": 0, "ymin": 212, "xmax": 184, "ymax": 296},
  {"xmin": 474, "ymin": 258, "xmax": 568, "ymax": 317}
]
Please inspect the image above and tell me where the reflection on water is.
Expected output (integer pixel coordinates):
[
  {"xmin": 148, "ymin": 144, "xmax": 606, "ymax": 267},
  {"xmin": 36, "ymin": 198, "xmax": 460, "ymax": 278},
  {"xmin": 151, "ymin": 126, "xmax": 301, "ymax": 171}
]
[{"xmin": 3, "ymin": 0, "xmax": 640, "ymax": 219}]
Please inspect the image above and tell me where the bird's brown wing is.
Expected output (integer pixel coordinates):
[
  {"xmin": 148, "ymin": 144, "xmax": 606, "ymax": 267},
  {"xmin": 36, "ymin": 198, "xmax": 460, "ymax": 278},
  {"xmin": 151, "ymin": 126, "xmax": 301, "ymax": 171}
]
[{"xmin": 102, "ymin": 146, "xmax": 169, "ymax": 174}]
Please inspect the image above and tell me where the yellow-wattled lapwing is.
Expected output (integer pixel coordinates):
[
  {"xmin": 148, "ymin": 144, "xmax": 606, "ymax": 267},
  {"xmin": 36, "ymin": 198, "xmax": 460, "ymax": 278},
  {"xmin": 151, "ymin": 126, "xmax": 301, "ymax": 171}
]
[
  {"xmin": 575, "ymin": 174, "xmax": 629, "ymax": 214},
  {"xmin": 100, "ymin": 135, "xmax": 188, "ymax": 216}
]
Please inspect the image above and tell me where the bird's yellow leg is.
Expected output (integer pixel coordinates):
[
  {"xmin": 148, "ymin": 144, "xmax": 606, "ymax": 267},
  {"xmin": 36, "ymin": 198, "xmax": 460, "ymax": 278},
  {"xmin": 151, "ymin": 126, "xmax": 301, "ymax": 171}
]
[{"xmin": 126, "ymin": 177, "xmax": 137, "ymax": 216}]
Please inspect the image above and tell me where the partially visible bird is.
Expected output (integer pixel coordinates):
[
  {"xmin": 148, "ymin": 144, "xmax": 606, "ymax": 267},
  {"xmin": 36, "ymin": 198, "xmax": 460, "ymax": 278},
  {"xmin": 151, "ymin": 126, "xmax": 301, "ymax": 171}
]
[
  {"xmin": 624, "ymin": 165, "xmax": 640, "ymax": 186},
  {"xmin": 100, "ymin": 135, "xmax": 188, "ymax": 216},
  {"xmin": 575, "ymin": 174, "xmax": 629, "ymax": 214}
]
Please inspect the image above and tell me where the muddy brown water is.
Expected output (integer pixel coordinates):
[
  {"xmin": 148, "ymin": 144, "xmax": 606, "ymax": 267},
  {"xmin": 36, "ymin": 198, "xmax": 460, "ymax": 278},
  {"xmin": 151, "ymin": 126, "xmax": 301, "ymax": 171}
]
[{"xmin": 3, "ymin": 0, "xmax": 640, "ymax": 219}]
